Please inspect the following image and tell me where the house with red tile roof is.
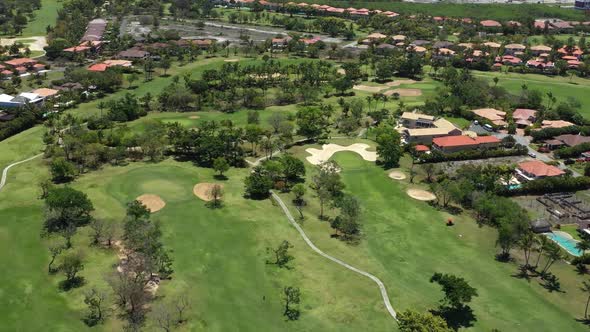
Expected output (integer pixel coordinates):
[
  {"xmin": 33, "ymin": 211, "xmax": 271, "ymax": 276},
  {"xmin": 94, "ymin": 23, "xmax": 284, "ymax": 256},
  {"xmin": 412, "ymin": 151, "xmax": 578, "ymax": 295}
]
[
  {"xmin": 471, "ymin": 108, "xmax": 507, "ymax": 126},
  {"xmin": 4, "ymin": 58, "xmax": 37, "ymax": 68},
  {"xmin": 513, "ymin": 108, "xmax": 537, "ymax": 127},
  {"xmin": 516, "ymin": 160, "xmax": 564, "ymax": 181},
  {"xmin": 432, "ymin": 135, "xmax": 501, "ymax": 153},
  {"xmin": 480, "ymin": 20, "xmax": 502, "ymax": 28},
  {"xmin": 541, "ymin": 120, "xmax": 575, "ymax": 129},
  {"xmin": 88, "ymin": 63, "xmax": 108, "ymax": 72}
]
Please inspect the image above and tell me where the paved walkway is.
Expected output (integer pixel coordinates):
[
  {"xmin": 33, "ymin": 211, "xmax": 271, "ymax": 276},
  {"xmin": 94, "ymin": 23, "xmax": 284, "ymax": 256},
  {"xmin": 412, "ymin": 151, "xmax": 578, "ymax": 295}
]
[
  {"xmin": 270, "ymin": 190, "xmax": 397, "ymax": 321},
  {"xmin": 0, "ymin": 153, "xmax": 43, "ymax": 192}
]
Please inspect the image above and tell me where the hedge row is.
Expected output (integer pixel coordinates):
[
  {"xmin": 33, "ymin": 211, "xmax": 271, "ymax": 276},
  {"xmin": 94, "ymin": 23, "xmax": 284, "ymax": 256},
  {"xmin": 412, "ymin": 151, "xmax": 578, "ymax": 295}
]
[
  {"xmin": 554, "ymin": 142, "xmax": 590, "ymax": 159},
  {"xmin": 421, "ymin": 146, "xmax": 528, "ymax": 163},
  {"xmin": 531, "ymin": 125, "xmax": 590, "ymax": 142},
  {"xmin": 499, "ymin": 176, "xmax": 590, "ymax": 196}
]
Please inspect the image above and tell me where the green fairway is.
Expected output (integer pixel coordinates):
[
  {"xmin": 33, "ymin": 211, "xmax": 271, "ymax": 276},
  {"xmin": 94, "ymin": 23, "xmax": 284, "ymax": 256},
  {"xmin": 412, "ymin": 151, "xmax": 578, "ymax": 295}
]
[
  {"xmin": 22, "ymin": 0, "xmax": 62, "ymax": 37},
  {"xmin": 473, "ymin": 70, "xmax": 590, "ymax": 119},
  {"xmin": 283, "ymin": 145, "xmax": 588, "ymax": 331}
]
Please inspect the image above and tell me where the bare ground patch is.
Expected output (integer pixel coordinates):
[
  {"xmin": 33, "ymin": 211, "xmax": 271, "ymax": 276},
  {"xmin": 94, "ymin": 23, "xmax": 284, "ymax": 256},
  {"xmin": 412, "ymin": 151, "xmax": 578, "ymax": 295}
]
[
  {"xmin": 188, "ymin": 115, "xmax": 200, "ymax": 119},
  {"xmin": 193, "ymin": 183, "xmax": 224, "ymax": 201},
  {"xmin": 136, "ymin": 194, "xmax": 166, "ymax": 212}
]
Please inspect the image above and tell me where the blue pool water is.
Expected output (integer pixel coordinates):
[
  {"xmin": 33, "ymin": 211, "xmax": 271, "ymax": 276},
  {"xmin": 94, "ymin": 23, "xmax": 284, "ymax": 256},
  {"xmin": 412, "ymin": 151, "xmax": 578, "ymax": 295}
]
[
  {"xmin": 507, "ymin": 184, "xmax": 522, "ymax": 190},
  {"xmin": 545, "ymin": 232, "xmax": 583, "ymax": 257}
]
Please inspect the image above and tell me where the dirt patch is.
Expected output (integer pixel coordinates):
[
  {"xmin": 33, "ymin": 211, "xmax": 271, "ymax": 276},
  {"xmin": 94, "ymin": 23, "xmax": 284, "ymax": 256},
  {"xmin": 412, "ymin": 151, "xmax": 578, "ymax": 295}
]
[
  {"xmin": 337, "ymin": 68, "xmax": 346, "ymax": 75},
  {"xmin": 353, "ymin": 85, "xmax": 386, "ymax": 93},
  {"xmin": 188, "ymin": 115, "xmax": 200, "ymax": 119},
  {"xmin": 193, "ymin": 183, "xmax": 224, "ymax": 201},
  {"xmin": 388, "ymin": 170, "xmax": 406, "ymax": 180},
  {"xmin": 385, "ymin": 79, "xmax": 416, "ymax": 87},
  {"xmin": 305, "ymin": 143, "xmax": 377, "ymax": 165},
  {"xmin": 384, "ymin": 88, "xmax": 422, "ymax": 97},
  {"xmin": 407, "ymin": 188, "xmax": 436, "ymax": 201},
  {"xmin": 136, "ymin": 194, "xmax": 166, "ymax": 212}
]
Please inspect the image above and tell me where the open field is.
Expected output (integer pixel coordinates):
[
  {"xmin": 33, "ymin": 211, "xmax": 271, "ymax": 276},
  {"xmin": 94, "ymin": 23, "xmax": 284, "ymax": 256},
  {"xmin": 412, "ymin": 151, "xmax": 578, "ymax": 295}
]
[
  {"xmin": 284, "ymin": 144, "xmax": 589, "ymax": 331},
  {"xmin": 473, "ymin": 70, "xmax": 590, "ymax": 119},
  {"xmin": 22, "ymin": 0, "xmax": 62, "ymax": 37}
]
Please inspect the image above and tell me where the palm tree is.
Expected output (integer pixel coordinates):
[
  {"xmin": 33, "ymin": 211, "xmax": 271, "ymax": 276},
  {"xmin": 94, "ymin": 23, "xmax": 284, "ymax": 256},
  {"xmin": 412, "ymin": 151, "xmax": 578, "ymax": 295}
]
[
  {"xmin": 576, "ymin": 240, "xmax": 590, "ymax": 254},
  {"xmin": 519, "ymin": 232, "xmax": 535, "ymax": 268},
  {"xmin": 534, "ymin": 235, "xmax": 549, "ymax": 269},
  {"xmin": 541, "ymin": 241, "xmax": 563, "ymax": 275},
  {"xmin": 582, "ymin": 280, "xmax": 590, "ymax": 319}
]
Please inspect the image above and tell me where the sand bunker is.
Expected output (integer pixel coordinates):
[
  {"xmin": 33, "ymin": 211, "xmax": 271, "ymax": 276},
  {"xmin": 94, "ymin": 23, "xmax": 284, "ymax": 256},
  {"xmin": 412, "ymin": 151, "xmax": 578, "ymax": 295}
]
[
  {"xmin": 224, "ymin": 59, "xmax": 239, "ymax": 62},
  {"xmin": 337, "ymin": 68, "xmax": 346, "ymax": 75},
  {"xmin": 136, "ymin": 194, "xmax": 166, "ymax": 212},
  {"xmin": 388, "ymin": 170, "xmax": 406, "ymax": 180},
  {"xmin": 385, "ymin": 88, "xmax": 422, "ymax": 97},
  {"xmin": 305, "ymin": 143, "xmax": 377, "ymax": 165},
  {"xmin": 188, "ymin": 115, "xmax": 200, "ymax": 119},
  {"xmin": 353, "ymin": 85, "xmax": 385, "ymax": 93},
  {"xmin": 385, "ymin": 79, "xmax": 417, "ymax": 87},
  {"xmin": 407, "ymin": 189, "xmax": 436, "ymax": 201},
  {"xmin": 193, "ymin": 183, "xmax": 224, "ymax": 201}
]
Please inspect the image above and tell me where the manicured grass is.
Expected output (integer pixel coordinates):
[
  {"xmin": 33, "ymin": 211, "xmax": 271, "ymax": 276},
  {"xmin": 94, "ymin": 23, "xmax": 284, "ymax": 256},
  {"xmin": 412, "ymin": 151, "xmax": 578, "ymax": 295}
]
[
  {"xmin": 560, "ymin": 224, "xmax": 583, "ymax": 241},
  {"xmin": 284, "ymin": 143, "xmax": 588, "ymax": 331},
  {"xmin": 445, "ymin": 116, "xmax": 471, "ymax": 129},
  {"xmin": 473, "ymin": 70, "xmax": 590, "ymax": 119},
  {"xmin": 22, "ymin": 0, "xmax": 62, "ymax": 37}
]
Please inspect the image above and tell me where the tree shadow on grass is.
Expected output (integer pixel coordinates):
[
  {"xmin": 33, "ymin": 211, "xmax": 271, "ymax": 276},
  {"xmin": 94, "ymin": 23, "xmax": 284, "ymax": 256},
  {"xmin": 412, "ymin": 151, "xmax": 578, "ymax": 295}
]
[
  {"xmin": 431, "ymin": 305, "xmax": 476, "ymax": 331},
  {"xmin": 58, "ymin": 276, "xmax": 85, "ymax": 291},
  {"xmin": 575, "ymin": 318, "xmax": 590, "ymax": 326},
  {"xmin": 213, "ymin": 174, "xmax": 228, "ymax": 181}
]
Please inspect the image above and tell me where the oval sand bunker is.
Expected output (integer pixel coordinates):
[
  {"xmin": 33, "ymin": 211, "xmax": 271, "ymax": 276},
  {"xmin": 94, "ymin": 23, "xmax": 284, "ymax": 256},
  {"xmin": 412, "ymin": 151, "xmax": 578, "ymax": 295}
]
[
  {"xmin": 136, "ymin": 194, "xmax": 166, "ymax": 212},
  {"xmin": 388, "ymin": 171, "xmax": 406, "ymax": 180},
  {"xmin": 193, "ymin": 183, "xmax": 224, "ymax": 201},
  {"xmin": 406, "ymin": 189, "xmax": 436, "ymax": 201}
]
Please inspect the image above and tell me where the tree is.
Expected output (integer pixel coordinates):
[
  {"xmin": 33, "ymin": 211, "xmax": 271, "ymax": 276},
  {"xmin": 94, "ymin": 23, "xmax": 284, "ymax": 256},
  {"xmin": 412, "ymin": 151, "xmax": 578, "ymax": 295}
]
[
  {"xmin": 89, "ymin": 219, "xmax": 107, "ymax": 246},
  {"xmin": 247, "ymin": 110, "xmax": 260, "ymax": 124},
  {"xmin": 519, "ymin": 231, "xmax": 535, "ymax": 269},
  {"xmin": 296, "ymin": 106, "xmax": 332, "ymax": 141},
  {"xmin": 50, "ymin": 157, "xmax": 77, "ymax": 183},
  {"xmin": 541, "ymin": 241, "xmax": 563, "ymax": 276},
  {"xmin": 582, "ymin": 280, "xmax": 590, "ymax": 320},
  {"xmin": 153, "ymin": 303, "xmax": 175, "ymax": 332},
  {"xmin": 159, "ymin": 57, "xmax": 172, "ymax": 76},
  {"xmin": 268, "ymin": 112, "xmax": 287, "ymax": 134},
  {"xmin": 173, "ymin": 293, "xmax": 191, "ymax": 324},
  {"xmin": 60, "ymin": 250, "xmax": 84, "ymax": 289},
  {"xmin": 292, "ymin": 183, "xmax": 306, "ymax": 219},
  {"xmin": 208, "ymin": 184, "xmax": 223, "ymax": 208},
  {"xmin": 311, "ymin": 161, "xmax": 344, "ymax": 219},
  {"xmin": 244, "ymin": 166, "xmax": 273, "ymax": 199},
  {"xmin": 44, "ymin": 187, "xmax": 94, "ymax": 248},
  {"xmin": 430, "ymin": 273, "xmax": 478, "ymax": 309},
  {"xmin": 283, "ymin": 286, "xmax": 301, "ymax": 320},
  {"xmin": 83, "ymin": 287, "xmax": 108, "ymax": 326},
  {"xmin": 422, "ymin": 163, "xmax": 438, "ymax": 183},
  {"xmin": 128, "ymin": 73, "xmax": 139, "ymax": 88},
  {"xmin": 397, "ymin": 309, "xmax": 453, "ymax": 332},
  {"xmin": 374, "ymin": 124, "xmax": 402, "ymax": 168},
  {"xmin": 244, "ymin": 125, "xmax": 263, "ymax": 156},
  {"xmin": 331, "ymin": 76, "xmax": 353, "ymax": 95},
  {"xmin": 267, "ymin": 240, "xmax": 294, "ymax": 268},
  {"xmin": 280, "ymin": 154, "xmax": 305, "ymax": 184},
  {"xmin": 213, "ymin": 157, "xmax": 230, "ymax": 178},
  {"xmin": 47, "ymin": 239, "xmax": 65, "ymax": 274},
  {"xmin": 331, "ymin": 194, "xmax": 361, "ymax": 240}
]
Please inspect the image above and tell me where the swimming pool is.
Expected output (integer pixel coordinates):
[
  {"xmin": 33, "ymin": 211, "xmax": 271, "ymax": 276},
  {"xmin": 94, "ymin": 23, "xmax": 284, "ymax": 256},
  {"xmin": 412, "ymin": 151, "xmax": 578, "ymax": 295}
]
[
  {"xmin": 507, "ymin": 184, "xmax": 522, "ymax": 190},
  {"xmin": 545, "ymin": 232, "xmax": 583, "ymax": 257}
]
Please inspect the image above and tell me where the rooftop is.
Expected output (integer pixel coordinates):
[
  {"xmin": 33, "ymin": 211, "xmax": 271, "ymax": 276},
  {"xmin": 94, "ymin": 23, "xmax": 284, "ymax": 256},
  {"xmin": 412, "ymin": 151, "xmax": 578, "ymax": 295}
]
[{"xmin": 518, "ymin": 160, "xmax": 565, "ymax": 177}]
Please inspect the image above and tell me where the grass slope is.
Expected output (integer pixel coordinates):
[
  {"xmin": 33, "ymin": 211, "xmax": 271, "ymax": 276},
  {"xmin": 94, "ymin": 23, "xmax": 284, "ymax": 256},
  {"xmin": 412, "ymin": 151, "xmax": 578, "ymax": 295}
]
[{"xmin": 22, "ymin": 0, "xmax": 62, "ymax": 37}]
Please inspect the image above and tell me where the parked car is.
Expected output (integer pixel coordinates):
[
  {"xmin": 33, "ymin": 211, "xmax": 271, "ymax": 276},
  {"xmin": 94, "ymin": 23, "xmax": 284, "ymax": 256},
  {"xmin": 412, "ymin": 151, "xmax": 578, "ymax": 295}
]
[
  {"xmin": 483, "ymin": 124, "xmax": 493, "ymax": 132},
  {"xmin": 528, "ymin": 152, "xmax": 537, "ymax": 158}
]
